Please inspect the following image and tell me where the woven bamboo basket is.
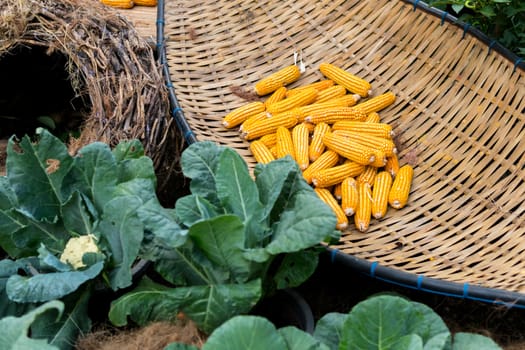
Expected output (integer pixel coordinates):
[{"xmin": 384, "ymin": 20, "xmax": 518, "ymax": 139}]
[{"xmin": 159, "ymin": 0, "xmax": 525, "ymax": 305}]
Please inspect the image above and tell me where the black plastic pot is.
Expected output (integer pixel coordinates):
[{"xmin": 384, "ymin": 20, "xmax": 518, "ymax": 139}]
[{"xmin": 251, "ymin": 288, "xmax": 315, "ymax": 334}]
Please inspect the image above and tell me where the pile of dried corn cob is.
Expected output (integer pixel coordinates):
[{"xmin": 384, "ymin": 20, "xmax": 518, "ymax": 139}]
[{"xmin": 221, "ymin": 63, "xmax": 413, "ymax": 233}]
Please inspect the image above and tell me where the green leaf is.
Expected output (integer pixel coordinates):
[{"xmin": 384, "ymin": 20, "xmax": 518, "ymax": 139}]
[
  {"xmin": 6, "ymin": 131, "xmax": 73, "ymax": 220},
  {"xmin": 98, "ymin": 196, "xmax": 144, "ymax": 290},
  {"xmin": 279, "ymin": 326, "xmax": 330, "ymax": 350},
  {"xmin": 390, "ymin": 334, "xmax": 424, "ymax": 350},
  {"xmin": 273, "ymin": 250, "xmax": 319, "ymax": 289},
  {"xmin": 0, "ymin": 300, "xmax": 63, "ymax": 350},
  {"xmin": 203, "ymin": 315, "xmax": 287, "ymax": 350},
  {"xmin": 116, "ymin": 156, "xmax": 157, "ymax": 189},
  {"xmin": 313, "ymin": 312, "xmax": 347, "ymax": 350},
  {"xmin": 181, "ymin": 141, "xmax": 225, "ymax": 206},
  {"xmin": 0, "ymin": 259, "xmax": 39, "ymax": 318},
  {"xmin": 108, "ymin": 277, "xmax": 178, "ymax": 326},
  {"xmin": 62, "ymin": 142, "xmax": 118, "ymax": 212},
  {"xmin": 109, "ymin": 277, "xmax": 262, "ymax": 334},
  {"xmin": 451, "ymin": 4, "xmax": 464, "ymax": 14},
  {"xmin": 189, "ymin": 215, "xmax": 252, "ymax": 283},
  {"xmin": 175, "ymin": 194, "xmax": 221, "ymax": 227},
  {"xmin": 37, "ymin": 244, "xmax": 71, "ymax": 272},
  {"xmin": 452, "ymin": 332, "xmax": 502, "ymax": 350},
  {"xmin": 60, "ymin": 191, "xmax": 94, "ymax": 236},
  {"xmin": 112, "ymin": 139, "xmax": 145, "ymax": 161},
  {"xmin": 215, "ymin": 148, "xmax": 261, "ymax": 221},
  {"xmin": 265, "ymin": 191, "xmax": 336, "ymax": 255},
  {"xmin": 5, "ymin": 261, "xmax": 103, "ymax": 303},
  {"xmin": 30, "ymin": 288, "xmax": 92, "ymax": 350},
  {"xmin": 339, "ymin": 294, "xmax": 450, "ymax": 350},
  {"xmin": 138, "ymin": 199, "xmax": 187, "ymax": 248}
]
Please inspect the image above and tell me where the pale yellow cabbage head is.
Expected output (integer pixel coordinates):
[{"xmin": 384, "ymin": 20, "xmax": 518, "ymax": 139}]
[{"xmin": 60, "ymin": 234, "xmax": 100, "ymax": 269}]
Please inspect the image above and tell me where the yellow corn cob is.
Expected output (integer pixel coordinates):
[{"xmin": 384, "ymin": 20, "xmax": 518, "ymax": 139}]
[
  {"xmin": 270, "ymin": 145, "xmax": 278, "ymax": 158},
  {"xmin": 276, "ymin": 126, "xmax": 295, "ymax": 160},
  {"xmin": 292, "ymin": 123, "xmax": 310, "ymax": 170},
  {"xmin": 315, "ymin": 188, "xmax": 348, "ymax": 231},
  {"xmin": 326, "ymin": 94, "xmax": 361, "ymax": 107},
  {"xmin": 331, "ymin": 121, "xmax": 394, "ymax": 139},
  {"xmin": 322, "ymin": 132, "xmax": 376, "ymax": 165},
  {"xmin": 254, "ymin": 65, "xmax": 301, "ymax": 96},
  {"xmin": 222, "ymin": 101, "xmax": 266, "ymax": 129},
  {"xmin": 388, "ymin": 165, "xmax": 414, "ymax": 209},
  {"xmin": 311, "ymin": 162, "xmax": 365, "ymax": 188},
  {"xmin": 308, "ymin": 122, "xmax": 330, "ymax": 162},
  {"xmin": 266, "ymin": 87, "xmax": 318, "ymax": 115},
  {"xmin": 355, "ymin": 182, "xmax": 372, "ymax": 232},
  {"xmin": 354, "ymin": 91, "xmax": 396, "ymax": 114},
  {"xmin": 134, "ymin": 0, "xmax": 157, "ymax": 5},
  {"xmin": 357, "ymin": 165, "xmax": 378, "ymax": 185},
  {"xmin": 314, "ymin": 85, "xmax": 347, "ymax": 103},
  {"xmin": 303, "ymin": 122, "xmax": 316, "ymax": 133},
  {"xmin": 333, "ymin": 182, "xmax": 342, "ymax": 200},
  {"xmin": 242, "ymin": 110, "xmax": 300, "ymax": 140},
  {"xmin": 264, "ymin": 86, "xmax": 288, "ymax": 108},
  {"xmin": 297, "ymin": 99, "xmax": 356, "ymax": 121},
  {"xmin": 240, "ymin": 111, "xmax": 270, "ymax": 132},
  {"xmin": 304, "ymin": 107, "xmax": 367, "ymax": 124},
  {"xmin": 332, "ymin": 130, "xmax": 397, "ymax": 156},
  {"xmin": 250, "ymin": 140, "xmax": 276, "ymax": 164},
  {"xmin": 302, "ymin": 150, "xmax": 339, "ymax": 184},
  {"xmin": 100, "ymin": 0, "xmax": 135, "ymax": 9},
  {"xmin": 370, "ymin": 149, "xmax": 387, "ymax": 168},
  {"xmin": 341, "ymin": 177, "xmax": 358, "ymax": 216},
  {"xmin": 385, "ymin": 154, "xmax": 400, "ymax": 177},
  {"xmin": 319, "ymin": 62, "xmax": 372, "ymax": 97},
  {"xmin": 259, "ymin": 133, "xmax": 277, "ymax": 148},
  {"xmin": 372, "ymin": 171, "xmax": 393, "ymax": 219},
  {"xmin": 365, "ymin": 112, "xmax": 381, "ymax": 123},
  {"xmin": 285, "ymin": 79, "xmax": 334, "ymax": 97}
]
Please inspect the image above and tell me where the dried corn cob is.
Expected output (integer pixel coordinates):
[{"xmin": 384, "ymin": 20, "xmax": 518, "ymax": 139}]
[
  {"xmin": 292, "ymin": 123, "xmax": 310, "ymax": 170},
  {"xmin": 388, "ymin": 165, "xmax": 414, "ymax": 209},
  {"xmin": 314, "ymin": 85, "xmax": 347, "ymax": 103},
  {"xmin": 319, "ymin": 62, "xmax": 372, "ymax": 97},
  {"xmin": 372, "ymin": 171, "xmax": 393, "ymax": 219},
  {"xmin": 322, "ymin": 132, "xmax": 376, "ymax": 165},
  {"xmin": 331, "ymin": 121, "xmax": 394, "ymax": 139},
  {"xmin": 297, "ymin": 99, "xmax": 356, "ymax": 121},
  {"xmin": 326, "ymin": 94, "xmax": 361, "ymax": 107},
  {"xmin": 100, "ymin": 0, "xmax": 135, "ymax": 8},
  {"xmin": 266, "ymin": 87, "xmax": 318, "ymax": 115},
  {"xmin": 341, "ymin": 177, "xmax": 358, "ymax": 216},
  {"xmin": 134, "ymin": 0, "xmax": 157, "ymax": 5},
  {"xmin": 302, "ymin": 150, "xmax": 340, "ymax": 184},
  {"xmin": 259, "ymin": 133, "xmax": 277, "ymax": 148},
  {"xmin": 242, "ymin": 110, "xmax": 300, "ymax": 140},
  {"xmin": 240, "ymin": 111, "xmax": 270, "ymax": 132},
  {"xmin": 365, "ymin": 112, "xmax": 381, "ymax": 123},
  {"xmin": 333, "ymin": 182, "xmax": 342, "ymax": 200},
  {"xmin": 385, "ymin": 154, "xmax": 400, "ymax": 177},
  {"xmin": 357, "ymin": 165, "xmax": 378, "ymax": 185},
  {"xmin": 264, "ymin": 86, "xmax": 288, "ymax": 107},
  {"xmin": 254, "ymin": 65, "xmax": 301, "ymax": 96},
  {"xmin": 311, "ymin": 162, "xmax": 365, "ymax": 188},
  {"xmin": 304, "ymin": 107, "xmax": 367, "ymax": 124},
  {"xmin": 332, "ymin": 130, "xmax": 397, "ymax": 156},
  {"xmin": 285, "ymin": 79, "xmax": 334, "ymax": 97},
  {"xmin": 355, "ymin": 182, "xmax": 372, "ymax": 232},
  {"xmin": 308, "ymin": 122, "xmax": 331, "ymax": 162},
  {"xmin": 315, "ymin": 188, "xmax": 348, "ymax": 231},
  {"xmin": 276, "ymin": 126, "xmax": 295, "ymax": 160},
  {"xmin": 222, "ymin": 101, "xmax": 266, "ymax": 129},
  {"xmin": 250, "ymin": 140, "xmax": 275, "ymax": 164},
  {"xmin": 354, "ymin": 91, "xmax": 396, "ymax": 114}
]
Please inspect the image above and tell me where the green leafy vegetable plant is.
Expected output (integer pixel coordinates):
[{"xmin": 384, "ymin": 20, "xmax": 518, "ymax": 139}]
[
  {"xmin": 108, "ymin": 141, "xmax": 339, "ymax": 334},
  {"xmin": 427, "ymin": 0, "xmax": 525, "ymax": 56},
  {"xmin": 0, "ymin": 129, "xmax": 183, "ymax": 348},
  {"xmin": 164, "ymin": 294, "xmax": 503, "ymax": 350}
]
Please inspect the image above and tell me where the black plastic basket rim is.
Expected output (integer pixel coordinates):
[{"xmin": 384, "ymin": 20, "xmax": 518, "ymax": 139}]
[{"xmin": 155, "ymin": 0, "xmax": 525, "ymax": 309}]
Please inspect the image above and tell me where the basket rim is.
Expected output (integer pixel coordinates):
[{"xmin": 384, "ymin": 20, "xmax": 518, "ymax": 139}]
[{"xmin": 155, "ymin": 0, "xmax": 525, "ymax": 308}]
